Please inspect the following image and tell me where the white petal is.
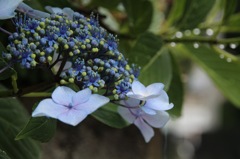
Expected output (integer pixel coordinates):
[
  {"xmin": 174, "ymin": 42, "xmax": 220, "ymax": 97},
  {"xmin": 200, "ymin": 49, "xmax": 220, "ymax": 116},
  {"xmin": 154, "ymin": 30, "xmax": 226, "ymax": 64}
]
[
  {"xmin": 144, "ymin": 91, "xmax": 174, "ymax": 111},
  {"xmin": 45, "ymin": 6, "xmax": 63, "ymax": 14},
  {"xmin": 62, "ymin": 7, "xmax": 74, "ymax": 20},
  {"xmin": 52, "ymin": 86, "xmax": 75, "ymax": 106},
  {"xmin": 131, "ymin": 81, "xmax": 147, "ymax": 96},
  {"xmin": 17, "ymin": 2, "xmax": 50, "ymax": 18},
  {"xmin": 32, "ymin": 99, "xmax": 67, "ymax": 118},
  {"xmin": 118, "ymin": 107, "xmax": 136, "ymax": 124},
  {"xmin": 74, "ymin": 94, "xmax": 109, "ymax": 113},
  {"xmin": 134, "ymin": 118, "xmax": 154, "ymax": 143},
  {"xmin": 142, "ymin": 111, "xmax": 169, "ymax": 128},
  {"xmin": 57, "ymin": 109, "xmax": 88, "ymax": 126},
  {"xmin": 0, "ymin": 0, "xmax": 22, "ymax": 20},
  {"xmin": 146, "ymin": 83, "xmax": 164, "ymax": 96},
  {"xmin": 72, "ymin": 88, "xmax": 91, "ymax": 106}
]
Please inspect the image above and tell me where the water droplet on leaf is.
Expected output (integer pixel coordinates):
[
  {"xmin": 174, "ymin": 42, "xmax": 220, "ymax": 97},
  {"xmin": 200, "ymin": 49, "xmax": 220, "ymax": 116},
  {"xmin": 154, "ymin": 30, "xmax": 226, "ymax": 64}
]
[
  {"xmin": 206, "ymin": 29, "xmax": 214, "ymax": 36},
  {"xmin": 219, "ymin": 54, "xmax": 224, "ymax": 59},
  {"xmin": 193, "ymin": 28, "xmax": 200, "ymax": 35},
  {"xmin": 193, "ymin": 43, "xmax": 199, "ymax": 48},
  {"xmin": 230, "ymin": 43, "xmax": 237, "ymax": 49},
  {"xmin": 170, "ymin": 42, "xmax": 176, "ymax": 47},
  {"xmin": 184, "ymin": 30, "xmax": 191, "ymax": 36},
  {"xmin": 227, "ymin": 58, "xmax": 232, "ymax": 62},
  {"xmin": 175, "ymin": 31, "xmax": 183, "ymax": 38},
  {"xmin": 218, "ymin": 44, "xmax": 225, "ymax": 49}
]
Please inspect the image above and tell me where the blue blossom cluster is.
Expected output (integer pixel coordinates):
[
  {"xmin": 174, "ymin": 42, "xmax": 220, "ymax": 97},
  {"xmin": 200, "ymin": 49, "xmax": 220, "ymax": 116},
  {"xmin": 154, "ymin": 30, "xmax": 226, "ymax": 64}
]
[{"xmin": 3, "ymin": 11, "xmax": 140, "ymax": 99}]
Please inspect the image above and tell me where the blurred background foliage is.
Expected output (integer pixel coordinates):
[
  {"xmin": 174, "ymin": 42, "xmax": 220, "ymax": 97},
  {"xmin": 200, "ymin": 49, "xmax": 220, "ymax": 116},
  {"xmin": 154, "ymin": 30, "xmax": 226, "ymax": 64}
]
[{"xmin": 1, "ymin": 0, "xmax": 240, "ymax": 158}]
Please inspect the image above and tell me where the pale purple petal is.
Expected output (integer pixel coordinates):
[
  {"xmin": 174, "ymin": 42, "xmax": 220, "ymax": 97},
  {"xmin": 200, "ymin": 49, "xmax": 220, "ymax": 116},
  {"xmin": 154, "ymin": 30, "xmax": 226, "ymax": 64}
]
[
  {"xmin": 141, "ymin": 106, "xmax": 156, "ymax": 115},
  {"xmin": 131, "ymin": 81, "xmax": 147, "ymax": 96},
  {"xmin": 32, "ymin": 99, "xmax": 68, "ymax": 118},
  {"xmin": 126, "ymin": 92, "xmax": 145, "ymax": 100},
  {"xmin": 118, "ymin": 107, "xmax": 136, "ymax": 124},
  {"xmin": 74, "ymin": 94, "xmax": 109, "ymax": 113},
  {"xmin": 51, "ymin": 52, "xmax": 72, "ymax": 74},
  {"xmin": 52, "ymin": 86, "xmax": 75, "ymax": 106},
  {"xmin": 17, "ymin": 2, "xmax": 50, "ymax": 18},
  {"xmin": 62, "ymin": 8, "xmax": 74, "ymax": 20},
  {"xmin": 146, "ymin": 83, "xmax": 164, "ymax": 96},
  {"xmin": 144, "ymin": 91, "xmax": 174, "ymax": 111},
  {"xmin": 45, "ymin": 6, "xmax": 63, "ymax": 14},
  {"xmin": 72, "ymin": 88, "xmax": 91, "ymax": 106},
  {"xmin": 63, "ymin": 61, "xmax": 72, "ymax": 71},
  {"xmin": 142, "ymin": 111, "xmax": 169, "ymax": 128},
  {"xmin": 120, "ymin": 98, "xmax": 140, "ymax": 108},
  {"xmin": 57, "ymin": 109, "xmax": 88, "ymax": 126},
  {"xmin": 134, "ymin": 118, "xmax": 154, "ymax": 143},
  {"xmin": 0, "ymin": 0, "xmax": 22, "ymax": 20}
]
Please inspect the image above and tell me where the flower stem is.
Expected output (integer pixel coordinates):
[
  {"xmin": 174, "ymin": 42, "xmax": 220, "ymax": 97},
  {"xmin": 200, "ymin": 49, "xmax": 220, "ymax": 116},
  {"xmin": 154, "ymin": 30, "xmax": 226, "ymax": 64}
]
[
  {"xmin": 56, "ymin": 51, "xmax": 68, "ymax": 78},
  {"xmin": 0, "ymin": 26, "xmax": 11, "ymax": 35},
  {"xmin": 21, "ymin": 92, "xmax": 51, "ymax": 97},
  {"xmin": 0, "ymin": 65, "xmax": 10, "ymax": 74},
  {"xmin": 11, "ymin": 73, "xmax": 19, "ymax": 94},
  {"xmin": 164, "ymin": 36, "xmax": 240, "ymax": 44}
]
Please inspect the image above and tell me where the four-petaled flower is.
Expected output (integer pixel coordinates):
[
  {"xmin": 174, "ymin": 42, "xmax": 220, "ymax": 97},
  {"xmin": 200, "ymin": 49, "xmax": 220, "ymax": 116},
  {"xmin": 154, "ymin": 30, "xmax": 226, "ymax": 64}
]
[
  {"xmin": 118, "ymin": 98, "xmax": 170, "ymax": 142},
  {"xmin": 32, "ymin": 86, "xmax": 109, "ymax": 126},
  {"xmin": 0, "ymin": 0, "xmax": 22, "ymax": 20},
  {"xmin": 127, "ymin": 81, "xmax": 173, "ymax": 114}
]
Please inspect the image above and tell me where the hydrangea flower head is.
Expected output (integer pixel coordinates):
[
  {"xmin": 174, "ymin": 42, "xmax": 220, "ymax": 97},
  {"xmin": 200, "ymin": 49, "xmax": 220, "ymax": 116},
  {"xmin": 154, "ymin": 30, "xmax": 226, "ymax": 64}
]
[
  {"xmin": 32, "ymin": 86, "xmax": 109, "ymax": 126},
  {"xmin": 3, "ymin": 7, "xmax": 140, "ymax": 100}
]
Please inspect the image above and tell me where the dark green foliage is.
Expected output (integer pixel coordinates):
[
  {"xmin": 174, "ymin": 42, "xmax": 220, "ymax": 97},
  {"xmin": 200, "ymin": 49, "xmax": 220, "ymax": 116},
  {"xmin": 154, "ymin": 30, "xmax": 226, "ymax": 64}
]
[
  {"xmin": 92, "ymin": 105, "xmax": 129, "ymax": 128},
  {"xmin": 16, "ymin": 117, "xmax": 57, "ymax": 143},
  {"xmin": 0, "ymin": 97, "xmax": 40, "ymax": 159}
]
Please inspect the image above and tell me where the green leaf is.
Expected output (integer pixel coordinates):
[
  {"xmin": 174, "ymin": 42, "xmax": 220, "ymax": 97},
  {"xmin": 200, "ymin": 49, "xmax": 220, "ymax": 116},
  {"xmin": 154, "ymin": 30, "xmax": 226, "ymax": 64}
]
[
  {"xmin": 139, "ymin": 48, "xmax": 172, "ymax": 91},
  {"xmin": 0, "ymin": 97, "xmax": 40, "ymax": 159},
  {"xmin": 128, "ymin": 33, "xmax": 171, "ymax": 89},
  {"xmin": 164, "ymin": 0, "xmax": 187, "ymax": 27},
  {"xmin": 16, "ymin": 117, "xmax": 57, "ymax": 143},
  {"xmin": 170, "ymin": 44, "xmax": 240, "ymax": 107},
  {"xmin": 89, "ymin": 0, "xmax": 121, "ymax": 9},
  {"xmin": 128, "ymin": 32, "xmax": 163, "ymax": 66},
  {"xmin": 222, "ymin": 0, "xmax": 238, "ymax": 22},
  {"xmin": 177, "ymin": 0, "xmax": 216, "ymax": 29},
  {"xmin": 0, "ymin": 149, "xmax": 11, "ymax": 159},
  {"xmin": 91, "ymin": 103, "xmax": 129, "ymax": 128},
  {"xmin": 167, "ymin": 52, "xmax": 184, "ymax": 117},
  {"xmin": 122, "ymin": 0, "xmax": 153, "ymax": 34},
  {"xmin": 221, "ymin": 13, "xmax": 240, "ymax": 33},
  {"xmin": 204, "ymin": 0, "xmax": 237, "ymax": 28}
]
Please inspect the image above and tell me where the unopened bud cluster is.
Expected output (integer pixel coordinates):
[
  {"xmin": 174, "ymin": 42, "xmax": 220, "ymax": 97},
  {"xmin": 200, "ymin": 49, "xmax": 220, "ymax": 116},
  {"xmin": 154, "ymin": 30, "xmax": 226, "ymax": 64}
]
[{"xmin": 3, "ymin": 12, "xmax": 140, "ymax": 99}]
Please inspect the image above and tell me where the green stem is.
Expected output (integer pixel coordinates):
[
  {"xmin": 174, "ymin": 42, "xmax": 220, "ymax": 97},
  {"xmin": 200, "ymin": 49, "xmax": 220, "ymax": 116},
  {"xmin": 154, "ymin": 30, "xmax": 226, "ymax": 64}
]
[
  {"xmin": 0, "ymin": 91, "xmax": 52, "ymax": 98},
  {"xmin": 21, "ymin": 92, "xmax": 51, "ymax": 98},
  {"xmin": 11, "ymin": 73, "xmax": 18, "ymax": 94}
]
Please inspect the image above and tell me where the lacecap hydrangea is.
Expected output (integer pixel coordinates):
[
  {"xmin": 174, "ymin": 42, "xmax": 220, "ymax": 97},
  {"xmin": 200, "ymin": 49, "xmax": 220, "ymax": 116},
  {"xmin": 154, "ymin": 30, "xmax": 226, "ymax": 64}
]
[{"xmin": 3, "ymin": 7, "xmax": 140, "ymax": 100}]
